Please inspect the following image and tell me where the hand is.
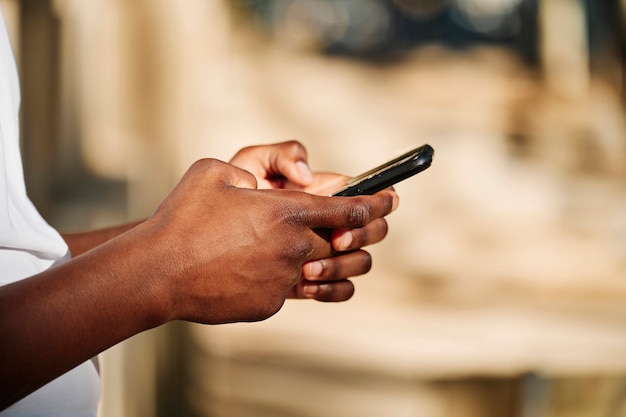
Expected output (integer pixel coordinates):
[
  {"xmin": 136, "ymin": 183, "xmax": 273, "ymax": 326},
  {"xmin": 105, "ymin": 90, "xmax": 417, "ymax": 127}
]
[
  {"xmin": 140, "ymin": 158, "xmax": 397, "ymax": 323},
  {"xmin": 229, "ymin": 140, "xmax": 315, "ymax": 190},
  {"xmin": 0, "ymin": 155, "xmax": 396, "ymax": 406},
  {"xmin": 230, "ymin": 141, "xmax": 398, "ymax": 302}
]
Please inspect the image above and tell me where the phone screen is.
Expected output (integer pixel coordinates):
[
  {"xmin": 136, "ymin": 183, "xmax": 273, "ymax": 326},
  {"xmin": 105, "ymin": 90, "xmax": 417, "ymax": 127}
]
[{"xmin": 332, "ymin": 144, "xmax": 433, "ymax": 196}]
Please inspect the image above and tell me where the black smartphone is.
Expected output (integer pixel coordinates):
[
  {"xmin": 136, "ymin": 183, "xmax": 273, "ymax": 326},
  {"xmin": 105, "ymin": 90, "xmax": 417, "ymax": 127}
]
[{"xmin": 332, "ymin": 144, "xmax": 434, "ymax": 196}]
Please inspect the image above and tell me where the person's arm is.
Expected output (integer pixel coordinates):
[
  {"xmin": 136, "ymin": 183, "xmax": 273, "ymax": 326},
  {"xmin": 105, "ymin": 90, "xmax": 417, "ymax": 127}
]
[
  {"xmin": 0, "ymin": 158, "xmax": 397, "ymax": 410},
  {"xmin": 62, "ymin": 141, "xmax": 392, "ymax": 302},
  {"xmin": 61, "ymin": 221, "xmax": 143, "ymax": 257}
]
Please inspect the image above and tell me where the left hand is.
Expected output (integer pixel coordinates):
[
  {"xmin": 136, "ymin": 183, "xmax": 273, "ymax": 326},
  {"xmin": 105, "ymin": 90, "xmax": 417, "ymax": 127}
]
[{"xmin": 230, "ymin": 141, "xmax": 395, "ymax": 302}]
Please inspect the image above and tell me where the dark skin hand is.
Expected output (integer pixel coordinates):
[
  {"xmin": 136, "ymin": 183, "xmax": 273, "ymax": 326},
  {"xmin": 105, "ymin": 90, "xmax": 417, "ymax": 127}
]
[
  {"xmin": 229, "ymin": 141, "xmax": 393, "ymax": 301},
  {"xmin": 63, "ymin": 141, "xmax": 393, "ymax": 302},
  {"xmin": 0, "ymin": 141, "xmax": 398, "ymax": 409}
]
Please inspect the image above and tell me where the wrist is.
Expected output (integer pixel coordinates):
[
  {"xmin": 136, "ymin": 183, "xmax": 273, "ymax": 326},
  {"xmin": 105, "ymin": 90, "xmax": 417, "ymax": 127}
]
[{"xmin": 119, "ymin": 219, "xmax": 181, "ymax": 326}]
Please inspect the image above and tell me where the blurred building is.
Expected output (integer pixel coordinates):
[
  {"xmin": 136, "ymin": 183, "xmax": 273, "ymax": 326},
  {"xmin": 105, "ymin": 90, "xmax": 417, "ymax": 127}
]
[{"xmin": 3, "ymin": 0, "xmax": 626, "ymax": 416}]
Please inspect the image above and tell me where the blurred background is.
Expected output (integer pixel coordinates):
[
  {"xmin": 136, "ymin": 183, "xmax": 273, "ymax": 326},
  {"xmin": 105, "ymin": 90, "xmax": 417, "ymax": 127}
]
[{"xmin": 2, "ymin": 0, "xmax": 626, "ymax": 416}]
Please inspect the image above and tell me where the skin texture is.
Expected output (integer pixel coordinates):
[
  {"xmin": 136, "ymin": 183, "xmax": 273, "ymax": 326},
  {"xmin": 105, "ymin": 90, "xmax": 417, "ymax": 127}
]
[{"xmin": 0, "ymin": 141, "xmax": 398, "ymax": 410}]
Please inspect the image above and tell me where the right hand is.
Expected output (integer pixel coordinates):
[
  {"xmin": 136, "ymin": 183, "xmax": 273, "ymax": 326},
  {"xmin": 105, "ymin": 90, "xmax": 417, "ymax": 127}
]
[
  {"xmin": 229, "ymin": 141, "xmax": 397, "ymax": 303},
  {"xmin": 135, "ymin": 158, "xmax": 397, "ymax": 324}
]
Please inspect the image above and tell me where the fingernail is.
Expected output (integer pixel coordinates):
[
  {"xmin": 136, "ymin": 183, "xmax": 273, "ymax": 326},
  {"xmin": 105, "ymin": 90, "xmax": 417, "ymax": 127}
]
[
  {"xmin": 302, "ymin": 283, "xmax": 319, "ymax": 297},
  {"xmin": 304, "ymin": 261, "xmax": 323, "ymax": 278},
  {"xmin": 337, "ymin": 231, "xmax": 353, "ymax": 251},
  {"xmin": 296, "ymin": 160, "xmax": 314, "ymax": 183}
]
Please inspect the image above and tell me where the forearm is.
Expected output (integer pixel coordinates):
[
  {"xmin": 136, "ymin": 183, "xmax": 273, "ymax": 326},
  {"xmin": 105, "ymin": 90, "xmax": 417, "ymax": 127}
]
[
  {"xmin": 0, "ymin": 221, "xmax": 171, "ymax": 410},
  {"xmin": 61, "ymin": 220, "xmax": 144, "ymax": 257},
  {"xmin": 0, "ymin": 156, "xmax": 398, "ymax": 410}
]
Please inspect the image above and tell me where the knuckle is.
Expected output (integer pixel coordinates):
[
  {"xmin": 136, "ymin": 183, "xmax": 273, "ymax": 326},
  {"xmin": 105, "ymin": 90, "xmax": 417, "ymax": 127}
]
[
  {"xmin": 191, "ymin": 157, "xmax": 223, "ymax": 173},
  {"xmin": 282, "ymin": 200, "xmax": 311, "ymax": 226},
  {"xmin": 281, "ymin": 140, "xmax": 306, "ymax": 155},
  {"xmin": 289, "ymin": 209, "xmax": 308, "ymax": 225},
  {"xmin": 345, "ymin": 200, "xmax": 371, "ymax": 227},
  {"xmin": 276, "ymin": 205, "xmax": 315, "ymax": 261}
]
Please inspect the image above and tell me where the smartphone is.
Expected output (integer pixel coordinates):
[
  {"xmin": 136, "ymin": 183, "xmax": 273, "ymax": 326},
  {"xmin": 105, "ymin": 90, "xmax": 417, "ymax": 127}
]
[{"xmin": 332, "ymin": 144, "xmax": 434, "ymax": 196}]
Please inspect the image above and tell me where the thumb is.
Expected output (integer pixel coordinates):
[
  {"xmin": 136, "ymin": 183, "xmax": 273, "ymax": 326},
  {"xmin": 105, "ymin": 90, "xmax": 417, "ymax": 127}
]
[
  {"xmin": 224, "ymin": 162, "xmax": 258, "ymax": 190},
  {"xmin": 277, "ymin": 157, "xmax": 314, "ymax": 188},
  {"xmin": 272, "ymin": 141, "xmax": 314, "ymax": 187},
  {"xmin": 188, "ymin": 158, "xmax": 258, "ymax": 190}
]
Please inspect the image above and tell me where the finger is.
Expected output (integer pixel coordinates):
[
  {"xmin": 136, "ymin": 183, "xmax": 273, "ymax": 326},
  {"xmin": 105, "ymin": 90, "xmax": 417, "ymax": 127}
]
[
  {"xmin": 227, "ymin": 165, "xmax": 258, "ymax": 190},
  {"xmin": 295, "ymin": 172, "xmax": 349, "ymax": 196},
  {"xmin": 297, "ymin": 190, "xmax": 399, "ymax": 230},
  {"xmin": 229, "ymin": 141, "xmax": 312, "ymax": 189},
  {"xmin": 294, "ymin": 279, "xmax": 356, "ymax": 302},
  {"xmin": 302, "ymin": 250, "xmax": 372, "ymax": 281},
  {"xmin": 331, "ymin": 218, "xmax": 389, "ymax": 252},
  {"xmin": 304, "ymin": 228, "xmax": 335, "ymax": 261},
  {"xmin": 271, "ymin": 141, "xmax": 314, "ymax": 187}
]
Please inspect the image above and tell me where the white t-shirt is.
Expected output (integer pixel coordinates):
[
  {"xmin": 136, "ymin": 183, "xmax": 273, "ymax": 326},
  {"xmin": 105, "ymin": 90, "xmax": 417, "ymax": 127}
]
[{"xmin": 0, "ymin": 8, "xmax": 100, "ymax": 416}]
